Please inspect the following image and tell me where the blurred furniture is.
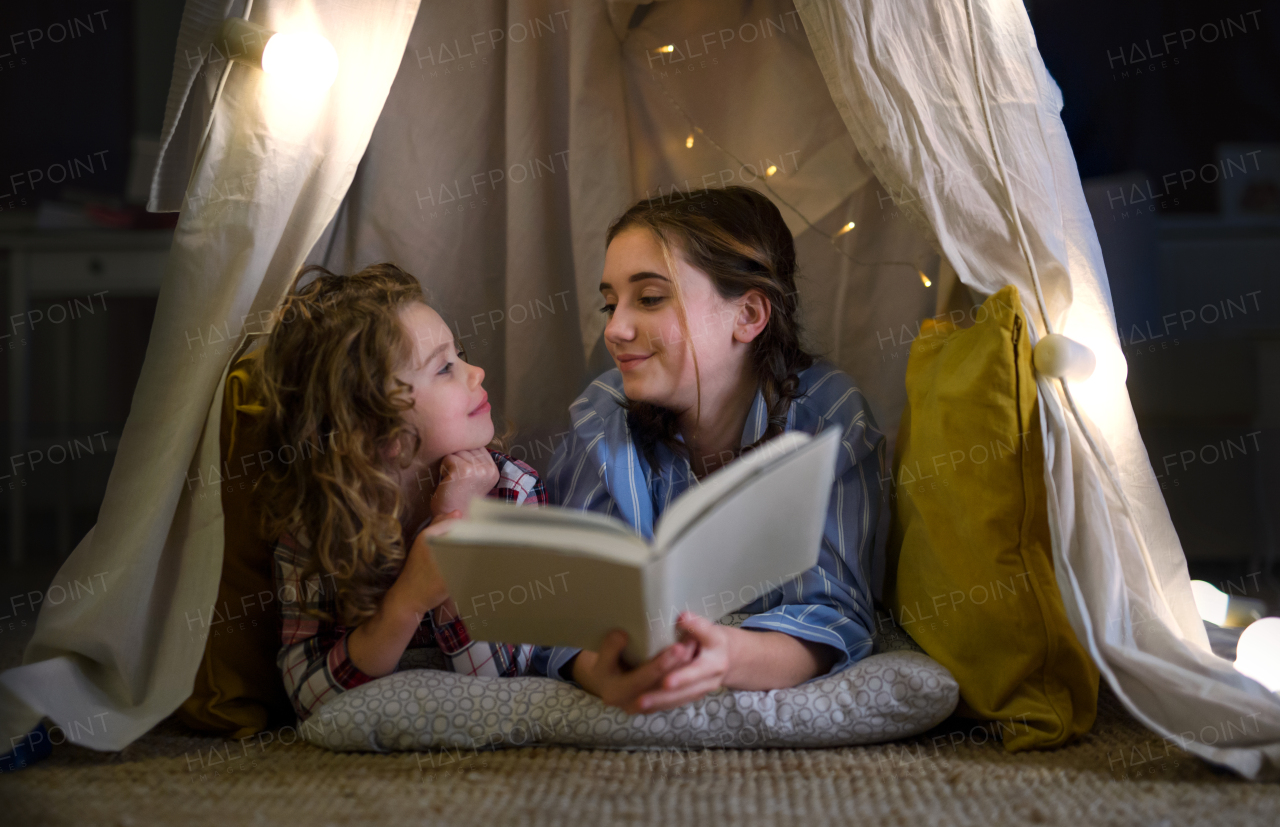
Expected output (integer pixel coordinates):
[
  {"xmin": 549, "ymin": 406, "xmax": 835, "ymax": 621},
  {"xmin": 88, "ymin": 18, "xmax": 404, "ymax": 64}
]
[{"xmin": 2, "ymin": 230, "xmax": 171, "ymax": 563}]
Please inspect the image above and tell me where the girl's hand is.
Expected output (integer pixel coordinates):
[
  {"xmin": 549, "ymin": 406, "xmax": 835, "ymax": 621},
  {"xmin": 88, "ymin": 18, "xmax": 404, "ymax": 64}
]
[
  {"xmin": 572, "ymin": 630, "xmax": 697, "ymax": 715},
  {"xmin": 385, "ymin": 510, "xmax": 463, "ymax": 619},
  {"xmin": 430, "ymin": 448, "xmax": 500, "ymax": 518},
  {"xmin": 633, "ymin": 612, "xmax": 732, "ymax": 713}
]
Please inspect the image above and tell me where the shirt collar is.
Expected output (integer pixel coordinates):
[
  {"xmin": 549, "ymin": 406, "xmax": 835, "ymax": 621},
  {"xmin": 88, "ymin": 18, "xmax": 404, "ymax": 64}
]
[
  {"xmin": 671, "ymin": 385, "xmax": 771, "ymax": 448},
  {"xmin": 742, "ymin": 386, "xmax": 769, "ymax": 446}
]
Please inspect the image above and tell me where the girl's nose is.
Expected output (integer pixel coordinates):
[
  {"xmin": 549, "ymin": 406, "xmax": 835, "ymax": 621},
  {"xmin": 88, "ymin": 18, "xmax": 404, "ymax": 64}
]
[
  {"xmin": 604, "ymin": 307, "xmax": 636, "ymax": 344},
  {"xmin": 468, "ymin": 361, "xmax": 485, "ymax": 389}
]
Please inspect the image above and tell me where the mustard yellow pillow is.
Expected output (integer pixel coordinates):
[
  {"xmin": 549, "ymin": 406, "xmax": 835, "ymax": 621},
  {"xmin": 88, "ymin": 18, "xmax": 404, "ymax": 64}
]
[
  {"xmin": 178, "ymin": 348, "xmax": 293, "ymax": 737},
  {"xmin": 885, "ymin": 285, "xmax": 1098, "ymax": 751}
]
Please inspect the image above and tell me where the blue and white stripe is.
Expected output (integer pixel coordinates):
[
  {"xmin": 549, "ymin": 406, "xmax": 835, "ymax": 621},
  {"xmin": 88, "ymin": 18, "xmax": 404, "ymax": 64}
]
[{"xmin": 531, "ymin": 361, "xmax": 885, "ymax": 684}]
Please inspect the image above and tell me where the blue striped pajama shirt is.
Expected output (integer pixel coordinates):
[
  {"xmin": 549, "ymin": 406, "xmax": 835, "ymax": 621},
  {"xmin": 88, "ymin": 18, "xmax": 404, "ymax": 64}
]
[{"xmin": 530, "ymin": 360, "xmax": 885, "ymax": 684}]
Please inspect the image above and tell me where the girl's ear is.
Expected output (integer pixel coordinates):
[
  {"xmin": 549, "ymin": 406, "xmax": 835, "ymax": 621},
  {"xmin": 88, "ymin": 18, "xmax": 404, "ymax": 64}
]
[
  {"xmin": 380, "ymin": 433, "xmax": 405, "ymax": 464},
  {"xmin": 733, "ymin": 290, "xmax": 771, "ymax": 344}
]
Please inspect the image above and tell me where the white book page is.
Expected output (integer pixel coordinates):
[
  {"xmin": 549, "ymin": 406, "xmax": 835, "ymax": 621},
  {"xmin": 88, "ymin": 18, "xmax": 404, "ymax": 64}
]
[
  {"xmin": 467, "ymin": 497, "xmax": 642, "ymax": 541},
  {"xmin": 649, "ymin": 427, "xmax": 842, "ymax": 625},
  {"xmin": 432, "ymin": 543, "xmax": 652, "ymax": 663},
  {"xmin": 435, "ymin": 521, "xmax": 652, "ymax": 568},
  {"xmin": 652, "ymin": 430, "xmax": 813, "ymax": 551}
]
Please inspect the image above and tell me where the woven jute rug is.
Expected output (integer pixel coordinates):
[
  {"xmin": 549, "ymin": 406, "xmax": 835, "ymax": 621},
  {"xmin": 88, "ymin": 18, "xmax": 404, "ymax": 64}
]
[{"xmin": 4, "ymin": 684, "xmax": 1278, "ymax": 827}]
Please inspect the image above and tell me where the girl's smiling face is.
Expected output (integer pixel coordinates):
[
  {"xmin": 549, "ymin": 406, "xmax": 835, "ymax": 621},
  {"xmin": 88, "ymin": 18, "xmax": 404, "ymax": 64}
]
[
  {"xmin": 599, "ymin": 227, "xmax": 748, "ymax": 413},
  {"xmin": 394, "ymin": 302, "xmax": 493, "ymax": 465}
]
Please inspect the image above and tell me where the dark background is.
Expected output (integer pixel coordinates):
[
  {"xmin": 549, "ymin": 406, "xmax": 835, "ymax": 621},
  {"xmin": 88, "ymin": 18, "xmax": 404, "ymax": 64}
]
[{"xmin": 1032, "ymin": 0, "xmax": 1280, "ymax": 209}]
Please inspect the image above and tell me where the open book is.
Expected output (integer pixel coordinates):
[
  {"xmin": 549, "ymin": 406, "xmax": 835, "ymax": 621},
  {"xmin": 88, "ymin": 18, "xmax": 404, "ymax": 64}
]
[{"xmin": 431, "ymin": 426, "xmax": 842, "ymax": 665}]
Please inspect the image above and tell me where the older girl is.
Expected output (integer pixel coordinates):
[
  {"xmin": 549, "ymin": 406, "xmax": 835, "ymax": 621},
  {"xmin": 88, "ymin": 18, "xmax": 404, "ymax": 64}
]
[
  {"xmin": 253, "ymin": 263, "xmax": 544, "ymax": 721},
  {"xmin": 533, "ymin": 187, "xmax": 884, "ymax": 714}
]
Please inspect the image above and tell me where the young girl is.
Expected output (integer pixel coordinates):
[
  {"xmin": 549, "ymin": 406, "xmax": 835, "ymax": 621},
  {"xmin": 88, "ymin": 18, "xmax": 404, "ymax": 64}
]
[
  {"xmin": 534, "ymin": 187, "xmax": 884, "ymax": 714},
  {"xmin": 252, "ymin": 263, "xmax": 545, "ymax": 722}
]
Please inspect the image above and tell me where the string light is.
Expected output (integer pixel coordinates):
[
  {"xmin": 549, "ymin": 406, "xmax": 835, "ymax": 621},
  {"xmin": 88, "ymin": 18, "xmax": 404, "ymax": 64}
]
[
  {"xmin": 766, "ymin": 164, "xmax": 778, "ymax": 177},
  {"xmin": 262, "ymin": 32, "xmax": 339, "ymax": 91},
  {"xmin": 1191, "ymin": 581, "xmax": 1230, "ymax": 626},
  {"xmin": 655, "ymin": 44, "xmax": 674, "ymax": 53},
  {"xmin": 218, "ymin": 17, "xmax": 338, "ymax": 92},
  {"xmin": 643, "ymin": 60, "xmax": 923, "ymax": 278},
  {"xmin": 1235, "ymin": 617, "xmax": 1280, "ymax": 692},
  {"xmin": 919, "ymin": 271, "xmax": 932, "ymax": 287}
]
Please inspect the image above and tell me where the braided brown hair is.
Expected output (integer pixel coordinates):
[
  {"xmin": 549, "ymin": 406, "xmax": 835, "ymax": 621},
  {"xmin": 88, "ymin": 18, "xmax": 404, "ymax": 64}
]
[{"xmin": 605, "ymin": 186, "xmax": 815, "ymax": 471}]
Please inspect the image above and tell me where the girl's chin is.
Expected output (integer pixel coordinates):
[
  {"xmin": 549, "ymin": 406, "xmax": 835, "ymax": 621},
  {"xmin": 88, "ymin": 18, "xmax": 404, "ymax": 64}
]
[{"xmin": 618, "ymin": 374, "xmax": 667, "ymax": 406}]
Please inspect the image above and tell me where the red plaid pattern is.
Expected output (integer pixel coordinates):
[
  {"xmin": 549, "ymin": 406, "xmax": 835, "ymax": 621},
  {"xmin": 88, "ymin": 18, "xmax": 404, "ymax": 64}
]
[{"xmin": 274, "ymin": 451, "xmax": 546, "ymax": 721}]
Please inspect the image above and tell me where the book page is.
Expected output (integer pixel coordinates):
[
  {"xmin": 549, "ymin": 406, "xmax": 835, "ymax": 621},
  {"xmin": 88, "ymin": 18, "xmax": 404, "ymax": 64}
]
[
  {"xmin": 432, "ymin": 543, "xmax": 652, "ymax": 662},
  {"xmin": 435, "ymin": 521, "xmax": 651, "ymax": 567},
  {"xmin": 467, "ymin": 497, "xmax": 642, "ymax": 541},
  {"xmin": 651, "ymin": 430, "xmax": 812, "ymax": 551},
  {"xmin": 648, "ymin": 427, "xmax": 842, "ymax": 627}
]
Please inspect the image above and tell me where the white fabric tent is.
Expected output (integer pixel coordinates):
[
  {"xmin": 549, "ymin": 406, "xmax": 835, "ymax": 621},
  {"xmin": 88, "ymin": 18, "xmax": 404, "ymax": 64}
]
[{"xmin": 3, "ymin": 0, "xmax": 1278, "ymax": 779}]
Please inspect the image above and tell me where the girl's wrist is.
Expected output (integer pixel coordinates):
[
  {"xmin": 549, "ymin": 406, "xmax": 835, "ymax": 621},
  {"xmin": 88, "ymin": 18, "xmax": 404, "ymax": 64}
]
[
  {"xmin": 721, "ymin": 625, "xmax": 747, "ymax": 687},
  {"xmin": 384, "ymin": 578, "xmax": 443, "ymax": 622},
  {"xmin": 570, "ymin": 650, "xmax": 596, "ymax": 689},
  {"xmin": 348, "ymin": 597, "xmax": 425, "ymax": 678}
]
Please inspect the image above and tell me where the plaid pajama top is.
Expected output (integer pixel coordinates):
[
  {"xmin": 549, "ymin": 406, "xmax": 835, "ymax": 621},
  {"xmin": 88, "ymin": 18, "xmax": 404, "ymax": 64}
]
[{"xmin": 274, "ymin": 450, "xmax": 546, "ymax": 721}]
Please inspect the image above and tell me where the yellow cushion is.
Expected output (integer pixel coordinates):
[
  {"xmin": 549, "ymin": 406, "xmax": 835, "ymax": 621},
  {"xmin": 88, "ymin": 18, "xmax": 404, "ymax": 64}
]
[
  {"xmin": 178, "ymin": 347, "xmax": 292, "ymax": 737},
  {"xmin": 885, "ymin": 285, "xmax": 1098, "ymax": 751}
]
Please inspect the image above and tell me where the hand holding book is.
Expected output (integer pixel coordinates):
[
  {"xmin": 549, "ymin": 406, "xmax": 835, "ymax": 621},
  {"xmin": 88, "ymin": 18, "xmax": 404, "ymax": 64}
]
[
  {"xmin": 432, "ymin": 427, "xmax": 842, "ymax": 666},
  {"xmin": 570, "ymin": 629, "xmax": 697, "ymax": 714}
]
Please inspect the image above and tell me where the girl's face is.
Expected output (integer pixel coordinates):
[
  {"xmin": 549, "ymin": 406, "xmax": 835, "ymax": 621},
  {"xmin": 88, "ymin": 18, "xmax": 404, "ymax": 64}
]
[
  {"xmin": 394, "ymin": 302, "xmax": 493, "ymax": 464},
  {"xmin": 599, "ymin": 227, "xmax": 755, "ymax": 412}
]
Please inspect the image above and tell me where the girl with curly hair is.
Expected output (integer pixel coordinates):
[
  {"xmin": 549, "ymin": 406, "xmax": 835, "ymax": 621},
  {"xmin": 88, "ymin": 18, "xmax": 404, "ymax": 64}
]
[{"xmin": 252, "ymin": 263, "xmax": 543, "ymax": 721}]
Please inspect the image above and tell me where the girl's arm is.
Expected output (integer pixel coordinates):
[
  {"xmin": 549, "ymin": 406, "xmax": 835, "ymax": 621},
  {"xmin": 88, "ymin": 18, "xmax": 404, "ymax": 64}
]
[
  {"xmin": 346, "ymin": 513, "xmax": 461, "ymax": 677},
  {"xmin": 274, "ymin": 536, "xmax": 383, "ymax": 721}
]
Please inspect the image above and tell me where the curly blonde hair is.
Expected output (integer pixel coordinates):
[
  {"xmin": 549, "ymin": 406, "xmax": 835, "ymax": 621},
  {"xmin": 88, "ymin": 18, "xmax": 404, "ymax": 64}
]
[{"xmin": 250, "ymin": 263, "xmax": 505, "ymax": 626}]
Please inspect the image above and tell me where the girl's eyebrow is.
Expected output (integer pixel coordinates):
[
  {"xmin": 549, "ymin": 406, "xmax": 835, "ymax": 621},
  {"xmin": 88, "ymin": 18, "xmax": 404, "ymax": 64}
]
[
  {"xmin": 419, "ymin": 340, "xmax": 452, "ymax": 368},
  {"xmin": 599, "ymin": 272, "xmax": 669, "ymax": 292}
]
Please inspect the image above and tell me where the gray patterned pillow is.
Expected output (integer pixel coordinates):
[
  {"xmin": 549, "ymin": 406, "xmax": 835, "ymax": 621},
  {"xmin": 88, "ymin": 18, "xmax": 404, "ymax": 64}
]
[{"xmin": 304, "ymin": 618, "xmax": 957, "ymax": 753}]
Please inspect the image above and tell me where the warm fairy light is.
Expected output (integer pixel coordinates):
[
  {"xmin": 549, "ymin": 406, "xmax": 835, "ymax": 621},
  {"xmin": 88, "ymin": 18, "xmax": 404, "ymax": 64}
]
[
  {"xmin": 655, "ymin": 44, "xmax": 674, "ymax": 53},
  {"xmin": 1033, "ymin": 333, "xmax": 1097, "ymax": 381},
  {"xmin": 262, "ymin": 31, "xmax": 339, "ymax": 91},
  {"xmin": 686, "ymin": 134, "xmax": 695, "ymax": 149},
  {"xmin": 1235, "ymin": 617, "xmax": 1280, "ymax": 692},
  {"xmin": 766, "ymin": 164, "xmax": 778, "ymax": 177},
  {"xmin": 217, "ymin": 18, "xmax": 339, "ymax": 93},
  {"xmin": 834, "ymin": 221, "xmax": 855, "ymax": 237},
  {"xmin": 1191, "ymin": 581, "xmax": 1229, "ymax": 626},
  {"xmin": 919, "ymin": 271, "xmax": 932, "ymax": 287}
]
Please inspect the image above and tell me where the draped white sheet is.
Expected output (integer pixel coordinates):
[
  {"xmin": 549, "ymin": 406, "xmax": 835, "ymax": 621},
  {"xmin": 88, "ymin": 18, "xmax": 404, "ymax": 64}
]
[
  {"xmin": 794, "ymin": 0, "xmax": 1280, "ymax": 778},
  {"xmin": 2, "ymin": 0, "xmax": 1276, "ymax": 778},
  {"xmin": 0, "ymin": 0, "xmax": 421, "ymax": 751}
]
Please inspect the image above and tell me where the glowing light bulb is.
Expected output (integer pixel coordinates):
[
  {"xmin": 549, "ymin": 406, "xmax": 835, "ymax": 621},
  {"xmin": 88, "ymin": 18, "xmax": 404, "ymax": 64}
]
[
  {"xmin": 1032, "ymin": 333, "xmax": 1097, "ymax": 381},
  {"xmin": 765, "ymin": 164, "xmax": 778, "ymax": 177},
  {"xmin": 655, "ymin": 44, "xmax": 675, "ymax": 53},
  {"xmin": 1190, "ymin": 580, "xmax": 1229, "ymax": 626},
  {"xmin": 834, "ymin": 221, "xmax": 855, "ymax": 237},
  {"xmin": 919, "ymin": 271, "xmax": 932, "ymax": 287},
  {"xmin": 1235, "ymin": 617, "xmax": 1280, "ymax": 692},
  {"xmin": 685, "ymin": 134, "xmax": 695, "ymax": 149},
  {"xmin": 262, "ymin": 31, "xmax": 339, "ymax": 92}
]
